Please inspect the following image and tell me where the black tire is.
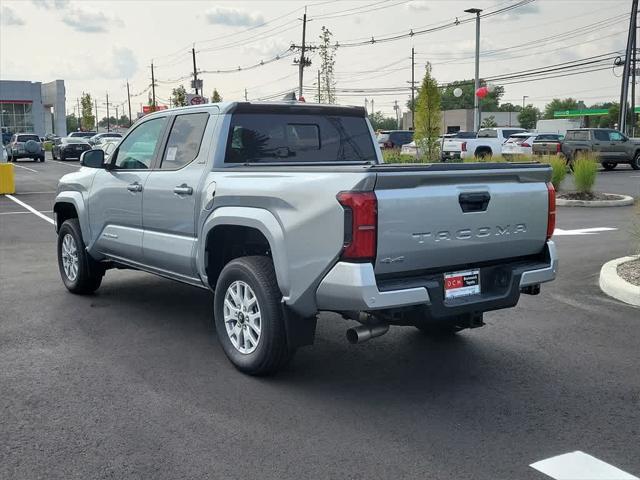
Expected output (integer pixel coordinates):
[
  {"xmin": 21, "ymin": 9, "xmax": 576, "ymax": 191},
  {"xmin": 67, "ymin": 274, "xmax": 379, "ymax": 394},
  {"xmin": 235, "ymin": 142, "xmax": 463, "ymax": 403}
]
[
  {"xmin": 631, "ymin": 152, "xmax": 640, "ymax": 170},
  {"xmin": 214, "ymin": 256, "xmax": 294, "ymax": 376},
  {"xmin": 52, "ymin": 150, "xmax": 57, "ymax": 160},
  {"xmin": 475, "ymin": 149, "xmax": 492, "ymax": 160},
  {"xmin": 39, "ymin": 155, "xmax": 45, "ymax": 162},
  {"xmin": 602, "ymin": 162, "xmax": 616, "ymax": 171},
  {"xmin": 59, "ymin": 152, "xmax": 65, "ymax": 161},
  {"xmin": 57, "ymin": 218, "xmax": 103, "ymax": 294}
]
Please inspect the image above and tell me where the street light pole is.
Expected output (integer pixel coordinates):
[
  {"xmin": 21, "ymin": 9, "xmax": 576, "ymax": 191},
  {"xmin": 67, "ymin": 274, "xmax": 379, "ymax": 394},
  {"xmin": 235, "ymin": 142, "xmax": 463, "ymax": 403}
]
[
  {"xmin": 465, "ymin": 8, "xmax": 482, "ymax": 132},
  {"xmin": 522, "ymin": 95, "xmax": 528, "ymax": 110}
]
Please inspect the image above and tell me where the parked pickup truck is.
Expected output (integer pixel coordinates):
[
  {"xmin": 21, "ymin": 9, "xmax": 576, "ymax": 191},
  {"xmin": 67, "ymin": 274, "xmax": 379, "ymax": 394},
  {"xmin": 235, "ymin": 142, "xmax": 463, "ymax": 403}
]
[
  {"xmin": 531, "ymin": 133, "xmax": 564, "ymax": 156},
  {"xmin": 561, "ymin": 128, "xmax": 640, "ymax": 170},
  {"xmin": 54, "ymin": 102, "xmax": 558, "ymax": 375},
  {"xmin": 443, "ymin": 127, "xmax": 526, "ymax": 160}
]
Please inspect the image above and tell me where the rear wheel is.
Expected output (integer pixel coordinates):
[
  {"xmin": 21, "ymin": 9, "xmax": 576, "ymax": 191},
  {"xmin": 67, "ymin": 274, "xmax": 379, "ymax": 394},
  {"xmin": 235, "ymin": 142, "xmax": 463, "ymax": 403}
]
[
  {"xmin": 214, "ymin": 256, "xmax": 294, "ymax": 375},
  {"xmin": 475, "ymin": 149, "xmax": 492, "ymax": 160},
  {"xmin": 602, "ymin": 162, "xmax": 616, "ymax": 171},
  {"xmin": 57, "ymin": 218, "xmax": 103, "ymax": 294},
  {"xmin": 631, "ymin": 152, "xmax": 640, "ymax": 170}
]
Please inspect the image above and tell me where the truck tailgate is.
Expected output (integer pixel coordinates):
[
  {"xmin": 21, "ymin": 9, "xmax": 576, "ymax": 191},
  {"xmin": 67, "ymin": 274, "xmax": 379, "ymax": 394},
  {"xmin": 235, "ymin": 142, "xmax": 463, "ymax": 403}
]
[{"xmin": 372, "ymin": 164, "xmax": 551, "ymax": 275}]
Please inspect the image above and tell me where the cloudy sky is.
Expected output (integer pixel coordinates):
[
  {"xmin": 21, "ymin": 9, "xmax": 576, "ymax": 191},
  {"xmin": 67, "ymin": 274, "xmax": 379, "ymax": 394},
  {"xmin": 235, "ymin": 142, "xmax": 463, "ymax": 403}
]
[{"xmin": 0, "ymin": 0, "xmax": 631, "ymax": 119}]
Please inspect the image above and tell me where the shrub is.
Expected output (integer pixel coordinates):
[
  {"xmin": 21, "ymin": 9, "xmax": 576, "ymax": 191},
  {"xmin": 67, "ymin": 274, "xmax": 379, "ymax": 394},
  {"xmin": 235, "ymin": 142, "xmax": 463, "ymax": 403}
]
[
  {"xmin": 572, "ymin": 153, "xmax": 598, "ymax": 193},
  {"xmin": 43, "ymin": 141, "xmax": 53, "ymax": 152},
  {"xmin": 381, "ymin": 149, "xmax": 422, "ymax": 164},
  {"xmin": 544, "ymin": 156, "xmax": 568, "ymax": 190}
]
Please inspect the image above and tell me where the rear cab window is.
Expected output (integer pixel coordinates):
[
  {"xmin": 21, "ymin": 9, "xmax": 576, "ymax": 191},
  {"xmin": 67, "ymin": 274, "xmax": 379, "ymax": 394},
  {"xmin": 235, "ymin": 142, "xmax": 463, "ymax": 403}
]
[
  {"xmin": 224, "ymin": 110, "xmax": 377, "ymax": 164},
  {"xmin": 17, "ymin": 135, "xmax": 39, "ymax": 142}
]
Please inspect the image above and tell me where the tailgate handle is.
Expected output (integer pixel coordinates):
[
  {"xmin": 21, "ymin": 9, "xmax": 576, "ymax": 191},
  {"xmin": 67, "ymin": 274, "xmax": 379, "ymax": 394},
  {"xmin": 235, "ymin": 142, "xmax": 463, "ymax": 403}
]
[{"xmin": 459, "ymin": 192, "xmax": 490, "ymax": 213}]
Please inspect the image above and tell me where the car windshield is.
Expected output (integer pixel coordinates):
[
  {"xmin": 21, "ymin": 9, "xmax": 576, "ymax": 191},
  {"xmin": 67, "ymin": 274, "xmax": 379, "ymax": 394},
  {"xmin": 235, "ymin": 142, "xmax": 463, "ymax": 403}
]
[
  {"xmin": 16, "ymin": 135, "xmax": 40, "ymax": 142},
  {"xmin": 225, "ymin": 113, "xmax": 378, "ymax": 164}
]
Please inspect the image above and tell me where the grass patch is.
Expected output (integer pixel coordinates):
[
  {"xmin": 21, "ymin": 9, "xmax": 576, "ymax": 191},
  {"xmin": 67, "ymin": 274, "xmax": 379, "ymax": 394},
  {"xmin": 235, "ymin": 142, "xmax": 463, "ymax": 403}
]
[
  {"xmin": 572, "ymin": 153, "xmax": 598, "ymax": 194},
  {"xmin": 43, "ymin": 141, "xmax": 53, "ymax": 151},
  {"xmin": 382, "ymin": 150, "xmax": 424, "ymax": 164}
]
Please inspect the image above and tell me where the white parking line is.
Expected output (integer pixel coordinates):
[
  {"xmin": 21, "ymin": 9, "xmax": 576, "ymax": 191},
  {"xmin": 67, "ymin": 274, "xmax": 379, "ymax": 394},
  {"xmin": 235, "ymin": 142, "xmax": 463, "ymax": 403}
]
[
  {"xmin": 14, "ymin": 191, "xmax": 57, "ymax": 195},
  {"xmin": 4, "ymin": 194, "xmax": 55, "ymax": 225},
  {"xmin": 12, "ymin": 164, "xmax": 38, "ymax": 173},
  {"xmin": 554, "ymin": 227, "xmax": 618, "ymax": 236},
  {"xmin": 530, "ymin": 451, "xmax": 638, "ymax": 480},
  {"xmin": 49, "ymin": 159, "xmax": 80, "ymax": 168}
]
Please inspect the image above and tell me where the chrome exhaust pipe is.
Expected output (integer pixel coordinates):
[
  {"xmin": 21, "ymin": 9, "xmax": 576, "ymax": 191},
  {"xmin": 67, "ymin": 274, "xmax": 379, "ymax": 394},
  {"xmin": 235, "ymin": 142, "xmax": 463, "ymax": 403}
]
[{"xmin": 346, "ymin": 323, "xmax": 389, "ymax": 344}]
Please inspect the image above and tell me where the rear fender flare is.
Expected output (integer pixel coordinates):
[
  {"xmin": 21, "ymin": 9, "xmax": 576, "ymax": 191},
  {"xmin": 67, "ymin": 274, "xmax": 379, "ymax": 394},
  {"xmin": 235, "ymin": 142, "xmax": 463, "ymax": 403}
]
[{"xmin": 198, "ymin": 207, "xmax": 289, "ymax": 297}]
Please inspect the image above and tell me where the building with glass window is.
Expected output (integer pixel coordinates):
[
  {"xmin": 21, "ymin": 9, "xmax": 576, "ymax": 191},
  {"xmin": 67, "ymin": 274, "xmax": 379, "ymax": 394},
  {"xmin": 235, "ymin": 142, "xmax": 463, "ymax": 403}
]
[{"xmin": 0, "ymin": 80, "xmax": 66, "ymax": 138}]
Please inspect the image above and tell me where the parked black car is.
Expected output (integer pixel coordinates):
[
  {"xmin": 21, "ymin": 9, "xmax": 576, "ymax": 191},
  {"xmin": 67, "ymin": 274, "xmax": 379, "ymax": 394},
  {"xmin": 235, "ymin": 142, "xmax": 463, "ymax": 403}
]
[
  {"xmin": 52, "ymin": 137, "xmax": 92, "ymax": 160},
  {"xmin": 377, "ymin": 130, "xmax": 414, "ymax": 149}
]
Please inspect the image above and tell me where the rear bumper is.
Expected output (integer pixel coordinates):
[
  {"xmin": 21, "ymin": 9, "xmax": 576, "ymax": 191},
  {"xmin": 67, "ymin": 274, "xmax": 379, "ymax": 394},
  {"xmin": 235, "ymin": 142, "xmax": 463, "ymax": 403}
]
[{"xmin": 315, "ymin": 241, "xmax": 557, "ymax": 315}]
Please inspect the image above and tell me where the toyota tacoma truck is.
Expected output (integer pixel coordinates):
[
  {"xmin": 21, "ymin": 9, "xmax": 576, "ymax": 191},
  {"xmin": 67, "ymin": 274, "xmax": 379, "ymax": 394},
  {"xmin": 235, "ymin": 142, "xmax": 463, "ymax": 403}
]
[{"xmin": 53, "ymin": 102, "xmax": 558, "ymax": 375}]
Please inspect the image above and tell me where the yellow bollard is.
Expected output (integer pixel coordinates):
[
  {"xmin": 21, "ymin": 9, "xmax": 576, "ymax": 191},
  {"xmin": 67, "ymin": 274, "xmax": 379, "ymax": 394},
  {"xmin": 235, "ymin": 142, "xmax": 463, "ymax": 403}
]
[{"xmin": 0, "ymin": 163, "xmax": 16, "ymax": 194}]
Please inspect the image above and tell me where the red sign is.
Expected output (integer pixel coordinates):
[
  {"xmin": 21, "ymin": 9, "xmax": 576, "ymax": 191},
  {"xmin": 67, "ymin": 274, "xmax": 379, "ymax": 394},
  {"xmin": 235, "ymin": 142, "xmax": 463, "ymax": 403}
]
[
  {"xmin": 142, "ymin": 105, "xmax": 168, "ymax": 114},
  {"xmin": 190, "ymin": 96, "xmax": 205, "ymax": 105}
]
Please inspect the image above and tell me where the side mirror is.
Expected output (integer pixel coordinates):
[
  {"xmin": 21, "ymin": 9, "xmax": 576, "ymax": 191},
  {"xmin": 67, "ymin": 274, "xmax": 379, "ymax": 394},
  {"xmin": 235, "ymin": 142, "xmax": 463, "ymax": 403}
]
[{"xmin": 80, "ymin": 149, "xmax": 105, "ymax": 168}]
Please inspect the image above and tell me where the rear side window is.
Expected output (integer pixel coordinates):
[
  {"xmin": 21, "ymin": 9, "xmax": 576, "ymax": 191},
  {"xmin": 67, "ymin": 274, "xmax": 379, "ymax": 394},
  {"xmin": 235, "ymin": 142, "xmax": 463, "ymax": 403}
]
[
  {"xmin": 593, "ymin": 130, "xmax": 609, "ymax": 141},
  {"xmin": 225, "ymin": 113, "xmax": 377, "ymax": 163},
  {"xmin": 161, "ymin": 113, "xmax": 209, "ymax": 170}
]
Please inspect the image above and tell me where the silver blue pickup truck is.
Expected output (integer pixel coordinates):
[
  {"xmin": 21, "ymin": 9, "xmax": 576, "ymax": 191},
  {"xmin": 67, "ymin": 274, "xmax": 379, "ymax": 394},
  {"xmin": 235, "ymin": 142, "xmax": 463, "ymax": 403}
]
[{"xmin": 54, "ymin": 101, "xmax": 557, "ymax": 375}]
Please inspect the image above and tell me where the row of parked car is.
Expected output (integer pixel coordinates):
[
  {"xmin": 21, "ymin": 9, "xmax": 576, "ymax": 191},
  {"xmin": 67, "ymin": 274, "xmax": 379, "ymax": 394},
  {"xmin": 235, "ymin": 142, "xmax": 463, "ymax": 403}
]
[
  {"xmin": 379, "ymin": 127, "xmax": 640, "ymax": 170},
  {"xmin": 3, "ymin": 131, "xmax": 122, "ymax": 163}
]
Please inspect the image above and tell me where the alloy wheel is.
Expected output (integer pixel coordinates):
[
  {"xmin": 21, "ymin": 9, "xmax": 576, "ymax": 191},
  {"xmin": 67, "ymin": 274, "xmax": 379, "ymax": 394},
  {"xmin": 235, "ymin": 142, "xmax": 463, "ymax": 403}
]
[
  {"xmin": 61, "ymin": 233, "xmax": 79, "ymax": 281},
  {"xmin": 223, "ymin": 280, "xmax": 261, "ymax": 354}
]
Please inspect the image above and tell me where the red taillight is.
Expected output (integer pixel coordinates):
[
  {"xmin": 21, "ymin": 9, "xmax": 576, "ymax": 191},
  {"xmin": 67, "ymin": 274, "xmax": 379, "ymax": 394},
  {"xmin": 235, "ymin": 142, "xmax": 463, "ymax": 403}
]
[
  {"xmin": 522, "ymin": 142, "xmax": 531, "ymax": 148},
  {"xmin": 298, "ymin": 96, "xmax": 306, "ymax": 102},
  {"xmin": 461, "ymin": 141, "xmax": 467, "ymax": 152},
  {"xmin": 546, "ymin": 182, "xmax": 556, "ymax": 241},
  {"xmin": 383, "ymin": 141, "xmax": 393, "ymax": 148},
  {"xmin": 337, "ymin": 191, "xmax": 377, "ymax": 262},
  {"xmin": 556, "ymin": 143, "xmax": 561, "ymax": 153}
]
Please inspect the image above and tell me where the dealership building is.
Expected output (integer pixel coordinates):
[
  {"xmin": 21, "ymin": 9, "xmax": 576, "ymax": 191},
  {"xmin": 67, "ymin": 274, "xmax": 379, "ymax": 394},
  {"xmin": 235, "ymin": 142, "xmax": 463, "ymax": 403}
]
[{"xmin": 0, "ymin": 80, "xmax": 66, "ymax": 137}]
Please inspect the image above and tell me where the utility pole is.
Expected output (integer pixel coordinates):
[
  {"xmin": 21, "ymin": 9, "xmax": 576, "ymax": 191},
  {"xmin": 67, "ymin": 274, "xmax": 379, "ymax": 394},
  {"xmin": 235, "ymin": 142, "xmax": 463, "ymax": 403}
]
[
  {"xmin": 298, "ymin": 8, "xmax": 307, "ymax": 99},
  {"xmin": 522, "ymin": 95, "xmax": 528, "ymax": 110},
  {"xmin": 126, "ymin": 80, "xmax": 132, "ymax": 127},
  {"xmin": 76, "ymin": 97, "xmax": 81, "ymax": 130},
  {"xmin": 371, "ymin": 99, "xmax": 374, "ymax": 118},
  {"xmin": 94, "ymin": 99, "xmax": 98, "ymax": 132},
  {"xmin": 618, "ymin": 0, "xmax": 638, "ymax": 134},
  {"xmin": 244, "ymin": 88, "xmax": 248, "ymax": 101},
  {"xmin": 411, "ymin": 47, "xmax": 415, "ymax": 128},
  {"xmin": 115, "ymin": 105, "xmax": 119, "ymax": 130},
  {"xmin": 465, "ymin": 7, "xmax": 483, "ymax": 131},
  {"xmin": 192, "ymin": 47, "xmax": 199, "ymax": 95},
  {"xmin": 151, "ymin": 62, "xmax": 157, "ymax": 110},
  {"xmin": 631, "ymin": 27, "xmax": 637, "ymax": 135},
  {"xmin": 317, "ymin": 69, "xmax": 321, "ymax": 103},
  {"xmin": 394, "ymin": 100, "xmax": 400, "ymax": 129},
  {"xmin": 106, "ymin": 93, "xmax": 110, "ymax": 132}
]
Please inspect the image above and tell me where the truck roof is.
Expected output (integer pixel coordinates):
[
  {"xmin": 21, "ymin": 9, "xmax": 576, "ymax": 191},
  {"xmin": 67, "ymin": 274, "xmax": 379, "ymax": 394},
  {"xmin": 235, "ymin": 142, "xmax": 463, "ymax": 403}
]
[{"xmin": 144, "ymin": 101, "xmax": 366, "ymax": 118}]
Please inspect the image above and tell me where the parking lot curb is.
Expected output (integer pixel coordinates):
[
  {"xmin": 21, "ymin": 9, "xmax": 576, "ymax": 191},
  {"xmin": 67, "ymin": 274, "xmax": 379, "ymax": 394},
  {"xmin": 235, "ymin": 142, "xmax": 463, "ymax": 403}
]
[
  {"xmin": 599, "ymin": 256, "xmax": 640, "ymax": 307},
  {"xmin": 557, "ymin": 194, "xmax": 635, "ymax": 207}
]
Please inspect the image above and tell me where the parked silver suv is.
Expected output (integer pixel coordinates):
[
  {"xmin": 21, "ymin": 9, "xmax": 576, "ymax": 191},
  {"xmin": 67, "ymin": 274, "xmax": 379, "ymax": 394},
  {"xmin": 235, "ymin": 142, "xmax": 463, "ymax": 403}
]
[
  {"xmin": 54, "ymin": 102, "xmax": 557, "ymax": 375},
  {"xmin": 7, "ymin": 133, "xmax": 45, "ymax": 162}
]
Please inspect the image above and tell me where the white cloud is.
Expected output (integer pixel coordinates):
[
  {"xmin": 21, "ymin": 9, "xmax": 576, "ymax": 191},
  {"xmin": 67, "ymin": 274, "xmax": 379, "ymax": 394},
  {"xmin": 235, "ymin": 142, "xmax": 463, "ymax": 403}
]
[
  {"xmin": 204, "ymin": 7, "xmax": 264, "ymax": 27},
  {"xmin": 407, "ymin": 1, "xmax": 429, "ymax": 11},
  {"xmin": 61, "ymin": 6, "xmax": 124, "ymax": 33},
  {"xmin": 31, "ymin": 0, "xmax": 69, "ymax": 9},
  {"xmin": 243, "ymin": 38, "xmax": 290, "ymax": 58},
  {"xmin": 1, "ymin": 6, "xmax": 25, "ymax": 26},
  {"xmin": 111, "ymin": 47, "xmax": 138, "ymax": 79}
]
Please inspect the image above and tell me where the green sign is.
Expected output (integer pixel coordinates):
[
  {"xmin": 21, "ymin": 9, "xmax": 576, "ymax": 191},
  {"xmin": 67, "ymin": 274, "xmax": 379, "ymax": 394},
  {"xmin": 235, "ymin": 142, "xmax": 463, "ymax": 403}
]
[{"xmin": 554, "ymin": 107, "xmax": 640, "ymax": 118}]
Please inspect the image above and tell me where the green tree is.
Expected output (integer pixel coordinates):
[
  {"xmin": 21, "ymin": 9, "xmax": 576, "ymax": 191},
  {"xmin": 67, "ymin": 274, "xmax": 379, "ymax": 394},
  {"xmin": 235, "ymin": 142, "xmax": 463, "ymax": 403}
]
[
  {"xmin": 98, "ymin": 116, "xmax": 118, "ymax": 128},
  {"xmin": 498, "ymin": 102, "xmax": 522, "ymax": 112},
  {"xmin": 414, "ymin": 62, "xmax": 441, "ymax": 161},
  {"xmin": 543, "ymin": 98, "xmax": 580, "ymax": 119},
  {"xmin": 480, "ymin": 115, "xmax": 498, "ymax": 128},
  {"xmin": 518, "ymin": 105, "xmax": 540, "ymax": 130},
  {"xmin": 80, "ymin": 93, "xmax": 95, "ymax": 131},
  {"xmin": 118, "ymin": 115, "xmax": 130, "ymax": 127},
  {"xmin": 440, "ymin": 80, "xmax": 504, "ymax": 111},
  {"xmin": 369, "ymin": 111, "xmax": 397, "ymax": 131},
  {"xmin": 317, "ymin": 26, "xmax": 336, "ymax": 104},
  {"xmin": 171, "ymin": 85, "xmax": 187, "ymax": 107},
  {"xmin": 211, "ymin": 89, "xmax": 222, "ymax": 102},
  {"xmin": 66, "ymin": 114, "xmax": 78, "ymax": 132}
]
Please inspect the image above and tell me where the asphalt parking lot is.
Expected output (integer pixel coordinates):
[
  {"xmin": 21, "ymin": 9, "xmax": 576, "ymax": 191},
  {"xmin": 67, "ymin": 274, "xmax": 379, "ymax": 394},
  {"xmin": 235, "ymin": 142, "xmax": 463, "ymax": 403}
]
[{"xmin": 1, "ymin": 154, "xmax": 639, "ymax": 479}]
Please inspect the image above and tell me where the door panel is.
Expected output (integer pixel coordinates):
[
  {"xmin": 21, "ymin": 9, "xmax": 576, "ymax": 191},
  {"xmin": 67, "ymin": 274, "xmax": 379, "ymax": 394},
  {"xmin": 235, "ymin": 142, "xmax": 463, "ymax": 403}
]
[{"xmin": 142, "ymin": 112, "xmax": 213, "ymax": 278}]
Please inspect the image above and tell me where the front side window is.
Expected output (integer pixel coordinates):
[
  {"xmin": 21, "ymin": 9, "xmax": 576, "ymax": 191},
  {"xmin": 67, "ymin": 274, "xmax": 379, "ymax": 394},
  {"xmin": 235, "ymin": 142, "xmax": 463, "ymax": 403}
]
[
  {"xmin": 113, "ymin": 117, "xmax": 166, "ymax": 169},
  {"xmin": 225, "ymin": 113, "xmax": 377, "ymax": 164},
  {"xmin": 609, "ymin": 131, "xmax": 624, "ymax": 141},
  {"xmin": 161, "ymin": 113, "xmax": 209, "ymax": 170},
  {"xmin": 593, "ymin": 130, "xmax": 609, "ymax": 141}
]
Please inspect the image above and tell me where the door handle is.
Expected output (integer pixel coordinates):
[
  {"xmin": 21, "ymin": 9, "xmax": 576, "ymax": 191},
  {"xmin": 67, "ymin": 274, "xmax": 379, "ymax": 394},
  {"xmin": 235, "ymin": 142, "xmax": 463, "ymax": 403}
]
[
  {"xmin": 173, "ymin": 184, "xmax": 193, "ymax": 195},
  {"xmin": 127, "ymin": 182, "xmax": 143, "ymax": 192}
]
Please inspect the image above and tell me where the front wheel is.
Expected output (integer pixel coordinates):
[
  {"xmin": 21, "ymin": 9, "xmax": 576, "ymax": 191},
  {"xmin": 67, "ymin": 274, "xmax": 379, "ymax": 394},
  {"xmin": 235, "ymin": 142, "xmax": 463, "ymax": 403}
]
[
  {"xmin": 57, "ymin": 218, "xmax": 103, "ymax": 294},
  {"xmin": 602, "ymin": 162, "xmax": 616, "ymax": 171},
  {"xmin": 631, "ymin": 152, "xmax": 640, "ymax": 170},
  {"xmin": 214, "ymin": 256, "xmax": 294, "ymax": 375}
]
